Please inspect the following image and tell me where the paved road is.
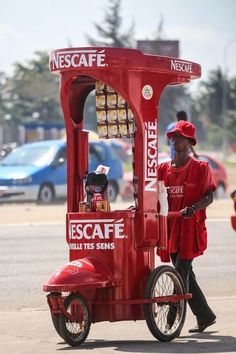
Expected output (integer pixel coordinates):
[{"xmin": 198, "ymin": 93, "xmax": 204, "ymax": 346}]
[{"xmin": 0, "ymin": 219, "xmax": 236, "ymax": 353}]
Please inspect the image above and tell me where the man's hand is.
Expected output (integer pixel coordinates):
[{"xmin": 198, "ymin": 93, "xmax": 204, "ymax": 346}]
[{"xmin": 180, "ymin": 206, "xmax": 196, "ymax": 218}]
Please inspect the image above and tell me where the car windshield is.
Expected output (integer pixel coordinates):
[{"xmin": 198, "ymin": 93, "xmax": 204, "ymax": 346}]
[{"xmin": 1, "ymin": 144, "xmax": 57, "ymax": 166}]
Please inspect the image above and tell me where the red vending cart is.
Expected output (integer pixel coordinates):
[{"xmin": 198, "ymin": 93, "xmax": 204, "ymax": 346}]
[{"xmin": 43, "ymin": 47, "xmax": 201, "ymax": 346}]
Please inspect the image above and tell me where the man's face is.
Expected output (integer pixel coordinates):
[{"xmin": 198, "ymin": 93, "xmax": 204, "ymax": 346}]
[{"xmin": 171, "ymin": 133, "xmax": 191, "ymax": 152}]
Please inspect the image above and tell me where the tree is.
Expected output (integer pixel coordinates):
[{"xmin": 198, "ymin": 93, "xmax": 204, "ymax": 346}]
[
  {"xmin": 196, "ymin": 67, "xmax": 225, "ymax": 127},
  {"xmin": 86, "ymin": 0, "xmax": 135, "ymax": 48},
  {"xmin": 192, "ymin": 67, "xmax": 236, "ymax": 149},
  {"xmin": 225, "ymin": 111, "xmax": 236, "ymax": 146},
  {"xmin": 228, "ymin": 77, "xmax": 236, "ymax": 111},
  {"xmin": 225, "ymin": 77, "xmax": 236, "ymax": 147},
  {"xmin": 158, "ymin": 85, "xmax": 192, "ymax": 134},
  {"xmin": 154, "ymin": 14, "xmax": 164, "ymax": 40},
  {"xmin": 5, "ymin": 51, "xmax": 63, "ymax": 124},
  {"xmin": 0, "ymin": 72, "xmax": 9, "ymax": 123}
]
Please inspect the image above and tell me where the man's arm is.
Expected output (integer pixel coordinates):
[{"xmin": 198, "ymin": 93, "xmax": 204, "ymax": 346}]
[
  {"xmin": 193, "ymin": 189, "xmax": 214, "ymax": 210},
  {"xmin": 180, "ymin": 189, "xmax": 214, "ymax": 217}
]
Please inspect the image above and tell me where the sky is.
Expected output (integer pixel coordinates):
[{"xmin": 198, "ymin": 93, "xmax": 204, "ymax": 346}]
[{"xmin": 0, "ymin": 0, "xmax": 236, "ymax": 94}]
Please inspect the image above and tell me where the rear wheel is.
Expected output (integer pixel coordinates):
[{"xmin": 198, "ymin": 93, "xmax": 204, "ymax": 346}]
[
  {"xmin": 144, "ymin": 266, "xmax": 187, "ymax": 342},
  {"xmin": 59, "ymin": 293, "xmax": 91, "ymax": 347},
  {"xmin": 38, "ymin": 183, "xmax": 55, "ymax": 204}
]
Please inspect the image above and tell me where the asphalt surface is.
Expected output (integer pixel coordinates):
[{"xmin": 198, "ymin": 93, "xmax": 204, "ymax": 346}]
[{"xmin": 0, "ymin": 202, "xmax": 236, "ymax": 354}]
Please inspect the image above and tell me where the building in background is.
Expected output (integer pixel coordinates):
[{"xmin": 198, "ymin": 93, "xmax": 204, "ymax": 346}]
[{"xmin": 137, "ymin": 40, "xmax": 179, "ymax": 57}]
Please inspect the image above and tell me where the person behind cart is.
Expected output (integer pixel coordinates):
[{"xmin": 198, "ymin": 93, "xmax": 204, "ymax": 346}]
[
  {"xmin": 166, "ymin": 110, "xmax": 198, "ymax": 159},
  {"xmin": 158, "ymin": 120, "xmax": 216, "ymax": 333}
]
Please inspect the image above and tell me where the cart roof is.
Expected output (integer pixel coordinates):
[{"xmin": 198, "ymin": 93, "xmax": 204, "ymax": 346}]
[{"xmin": 49, "ymin": 47, "xmax": 201, "ymax": 80}]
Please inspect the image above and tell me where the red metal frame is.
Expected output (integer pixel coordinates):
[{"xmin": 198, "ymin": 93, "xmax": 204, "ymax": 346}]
[{"xmin": 44, "ymin": 47, "xmax": 200, "ymax": 323}]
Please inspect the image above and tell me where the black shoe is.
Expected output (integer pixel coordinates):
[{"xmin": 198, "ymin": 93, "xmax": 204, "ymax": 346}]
[{"xmin": 189, "ymin": 319, "xmax": 216, "ymax": 333}]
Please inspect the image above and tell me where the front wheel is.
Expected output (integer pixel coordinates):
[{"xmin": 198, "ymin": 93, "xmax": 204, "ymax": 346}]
[
  {"xmin": 59, "ymin": 293, "xmax": 91, "ymax": 347},
  {"xmin": 38, "ymin": 183, "xmax": 55, "ymax": 204},
  {"xmin": 144, "ymin": 265, "xmax": 187, "ymax": 342},
  {"xmin": 51, "ymin": 313, "xmax": 63, "ymax": 338}
]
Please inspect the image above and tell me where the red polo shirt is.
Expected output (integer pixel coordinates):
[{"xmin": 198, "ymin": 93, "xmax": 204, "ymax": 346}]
[{"xmin": 158, "ymin": 157, "xmax": 216, "ymax": 259}]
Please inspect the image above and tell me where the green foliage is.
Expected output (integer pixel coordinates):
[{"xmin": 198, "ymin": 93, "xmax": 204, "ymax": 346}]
[
  {"xmin": 1, "ymin": 51, "xmax": 63, "ymax": 125},
  {"xmin": 205, "ymin": 123, "xmax": 224, "ymax": 148},
  {"xmin": 229, "ymin": 77, "xmax": 236, "ymax": 110},
  {"xmin": 192, "ymin": 67, "xmax": 236, "ymax": 149},
  {"xmin": 86, "ymin": 0, "xmax": 135, "ymax": 48},
  {"xmin": 225, "ymin": 110, "xmax": 236, "ymax": 144},
  {"xmin": 0, "ymin": 72, "xmax": 8, "ymax": 122},
  {"xmin": 158, "ymin": 85, "xmax": 191, "ymax": 133},
  {"xmin": 196, "ymin": 67, "xmax": 225, "ymax": 126}
]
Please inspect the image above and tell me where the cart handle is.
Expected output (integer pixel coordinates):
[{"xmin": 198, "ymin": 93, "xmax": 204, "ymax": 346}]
[{"xmin": 167, "ymin": 211, "xmax": 182, "ymax": 218}]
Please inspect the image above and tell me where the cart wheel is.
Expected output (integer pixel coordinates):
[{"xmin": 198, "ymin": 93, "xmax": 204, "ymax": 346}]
[
  {"xmin": 144, "ymin": 265, "xmax": 187, "ymax": 342},
  {"xmin": 59, "ymin": 293, "xmax": 91, "ymax": 347},
  {"xmin": 51, "ymin": 313, "xmax": 64, "ymax": 339}
]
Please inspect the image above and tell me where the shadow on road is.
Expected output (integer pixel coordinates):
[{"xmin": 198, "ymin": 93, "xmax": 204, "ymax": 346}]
[{"xmin": 56, "ymin": 331, "xmax": 236, "ymax": 353}]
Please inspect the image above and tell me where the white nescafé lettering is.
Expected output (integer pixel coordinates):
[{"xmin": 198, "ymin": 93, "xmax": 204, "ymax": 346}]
[
  {"xmin": 51, "ymin": 49, "xmax": 106, "ymax": 71},
  {"xmin": 144, "ymin": 121, "xmax": 158, "ymax": 192},
  {"xmin": 70, "ymin": 219, "xmax": 125, "ymax": 240},
  {"xmin": 171, "ymin": 59, "xmax": 193, "ymax": 74}
]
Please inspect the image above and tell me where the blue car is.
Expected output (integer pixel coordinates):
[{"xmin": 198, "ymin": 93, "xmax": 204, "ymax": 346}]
[{"xmin": 0, "ymin": 139, "xmax": 123, "ymax": 203}]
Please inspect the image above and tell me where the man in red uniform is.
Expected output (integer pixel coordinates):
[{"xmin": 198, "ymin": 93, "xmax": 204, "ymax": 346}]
[{"xmin": 158, "ymin": 120, "xmax": 216, "ymax": 333}]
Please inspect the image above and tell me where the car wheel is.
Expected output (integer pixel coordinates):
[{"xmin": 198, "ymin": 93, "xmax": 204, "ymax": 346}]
[
  {"xmin": 215, "ymin": 183, "xmax": 226, "ymax": 199},
  {"xmin": 108, "ymin": 181, "xmax": 118, "ymax": 202},
  {"xmin": 38, "ymin": 183, "xmax": 55, "ymax": 204}
]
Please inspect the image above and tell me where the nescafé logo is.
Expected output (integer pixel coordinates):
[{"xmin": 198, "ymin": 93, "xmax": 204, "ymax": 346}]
[{"xmin": 50, "ymin": 49, "xmax": 107, "ymax": 71}]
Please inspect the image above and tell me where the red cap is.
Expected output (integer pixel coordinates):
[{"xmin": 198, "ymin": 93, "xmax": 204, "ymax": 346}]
[{"xmin": 167, "ymin": 120, "xmax": 196, "ymax": 145}]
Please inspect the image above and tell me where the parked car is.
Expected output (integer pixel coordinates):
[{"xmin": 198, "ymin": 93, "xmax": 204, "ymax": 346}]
[
  {"xmin": 196, "ymin": 153, "xmax": 228, "ymax": 199},
  {"xmin": 0, "ymin": 142, "xmax": 18, "ymax": 160},
  {"xmin": 0, "ymin": 139, "xmax": 123, "ymax": 204},
  {"xmin": 107, "ymin": 140, "xmax": 132, "ymax": 163},
  {"xmin": 121, "ymin": 152, "xmax": 228, "ymax": 200}
]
